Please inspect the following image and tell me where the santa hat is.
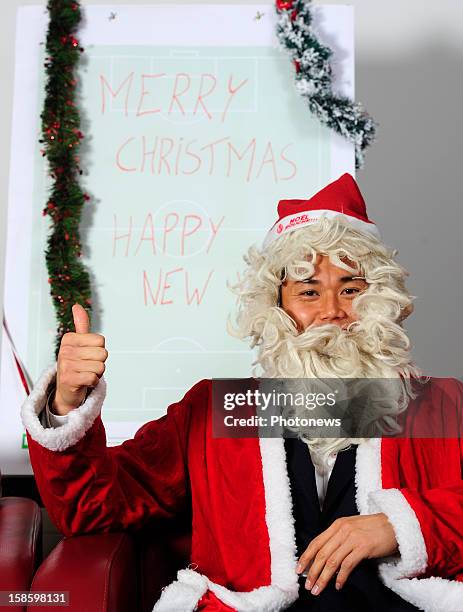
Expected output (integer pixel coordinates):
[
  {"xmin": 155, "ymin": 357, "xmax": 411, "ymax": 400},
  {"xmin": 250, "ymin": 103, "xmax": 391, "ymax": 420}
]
[{"xmin": 263, "ymin": 173, "xmax": 381, "ymax": 248}]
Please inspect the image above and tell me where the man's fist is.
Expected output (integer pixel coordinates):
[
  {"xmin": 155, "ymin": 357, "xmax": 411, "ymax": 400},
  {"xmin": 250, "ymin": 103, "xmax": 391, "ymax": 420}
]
[{"xmin": 52, "ymin": 303, "xmax": 108, "ymax": 416}]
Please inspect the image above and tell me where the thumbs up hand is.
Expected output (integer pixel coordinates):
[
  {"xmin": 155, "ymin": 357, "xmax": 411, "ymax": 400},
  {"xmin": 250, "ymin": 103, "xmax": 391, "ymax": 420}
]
[{"xmin": 53, "ymin": 303, "xmax": 108, "ymax": 416}]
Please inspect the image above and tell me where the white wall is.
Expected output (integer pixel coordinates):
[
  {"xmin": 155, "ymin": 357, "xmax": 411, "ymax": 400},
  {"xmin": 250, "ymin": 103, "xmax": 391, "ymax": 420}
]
[{"xmin": 1, "ymin": 1, "xmax": 462, "ymax": 377}]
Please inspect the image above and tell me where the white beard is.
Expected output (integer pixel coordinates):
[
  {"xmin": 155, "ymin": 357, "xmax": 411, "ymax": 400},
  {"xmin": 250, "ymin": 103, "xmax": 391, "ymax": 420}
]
[{"xmin": 255, "ymin": 308, "xmax": 423, "ymax": 472}]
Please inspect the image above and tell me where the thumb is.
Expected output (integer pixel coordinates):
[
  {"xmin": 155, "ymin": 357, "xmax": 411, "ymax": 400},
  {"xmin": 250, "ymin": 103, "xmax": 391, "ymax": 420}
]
[{"xmin": 72, "ymin": 303, "xmax": 90, "ymax": 334}]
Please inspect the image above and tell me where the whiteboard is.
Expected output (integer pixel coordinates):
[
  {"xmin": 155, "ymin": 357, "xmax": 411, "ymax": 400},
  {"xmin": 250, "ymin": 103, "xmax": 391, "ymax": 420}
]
[{"xmin": 0, "ymin": 4, "xmax": 354, "ymax": 474}]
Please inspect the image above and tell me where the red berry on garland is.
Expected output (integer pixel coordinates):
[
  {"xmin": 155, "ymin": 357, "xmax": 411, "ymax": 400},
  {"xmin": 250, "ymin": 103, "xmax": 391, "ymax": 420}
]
[{"xmin": 276, "ymin": 0, "xmax": 294, "ymax": 10}]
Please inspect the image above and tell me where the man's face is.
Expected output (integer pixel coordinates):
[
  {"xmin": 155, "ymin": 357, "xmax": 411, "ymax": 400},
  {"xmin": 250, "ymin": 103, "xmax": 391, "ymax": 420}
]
[{"xmin": 280, "ymin": 254, "xmax": 368, "ymax": 332}]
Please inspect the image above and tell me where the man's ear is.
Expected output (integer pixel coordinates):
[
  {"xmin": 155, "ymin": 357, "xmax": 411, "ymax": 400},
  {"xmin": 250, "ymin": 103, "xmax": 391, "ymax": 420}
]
[{"xmin": 398, "ymin": 302, "xmax": 414, "ymax": 323}]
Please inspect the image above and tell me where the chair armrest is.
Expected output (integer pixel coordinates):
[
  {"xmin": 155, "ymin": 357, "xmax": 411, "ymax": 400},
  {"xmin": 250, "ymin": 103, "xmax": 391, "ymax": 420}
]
[
  {"xmin": 0, "ymin": 497, "xmax": 42, "ymax": 591},
  {"xmin": 28, "ymin": 533, "xmax": 137, "ymax": 612}
]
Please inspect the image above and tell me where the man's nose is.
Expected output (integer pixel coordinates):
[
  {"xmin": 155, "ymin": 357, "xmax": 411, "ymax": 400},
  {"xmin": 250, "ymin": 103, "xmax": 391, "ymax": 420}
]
[{"xmin": 319, "ymin": 293, "xmax": 346, "ymax": 321}]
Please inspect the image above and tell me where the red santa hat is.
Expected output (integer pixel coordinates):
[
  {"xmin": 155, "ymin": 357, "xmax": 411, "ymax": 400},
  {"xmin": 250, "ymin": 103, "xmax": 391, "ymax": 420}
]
[{"xmin": 263, "ymin": 173, "xmax": 381, "ymax": 248}]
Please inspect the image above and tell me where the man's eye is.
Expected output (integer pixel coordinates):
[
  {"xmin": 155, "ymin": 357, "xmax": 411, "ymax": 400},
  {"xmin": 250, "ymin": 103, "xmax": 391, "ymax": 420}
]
[
  {"xmin": 342, "ymin": 287, "xmax": 361, "ymax": 295},
  {"xmin": 299, "ymin": 287, "xmax": 365, "ymax": 298}
]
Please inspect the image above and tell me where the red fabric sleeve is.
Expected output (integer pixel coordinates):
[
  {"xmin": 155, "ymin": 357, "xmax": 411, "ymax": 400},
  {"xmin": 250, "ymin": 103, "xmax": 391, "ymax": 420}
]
[
  {"xmin": 197, "ymin": 590, "xmax": 237, "ymax": 611},
  {"xmin": 400, "ymin": 459, "xmax": 463, "ymax": 579},
  {"xmin": 374, "ymin": 378, "xmax": 463, "ymax": 580},
  {"xmin": 26, "ymin": 382, "xmax": 205, "ymax": 537},
  {"xmin": 400, "ymin": 378, "xmax": 463, "ymax": 579}
]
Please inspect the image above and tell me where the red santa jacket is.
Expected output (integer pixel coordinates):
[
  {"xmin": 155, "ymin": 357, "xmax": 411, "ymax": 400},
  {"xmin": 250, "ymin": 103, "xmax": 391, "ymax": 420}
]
[{"xmin": 21, "ymin": 365, "xmax": 463, "ymax": 612}]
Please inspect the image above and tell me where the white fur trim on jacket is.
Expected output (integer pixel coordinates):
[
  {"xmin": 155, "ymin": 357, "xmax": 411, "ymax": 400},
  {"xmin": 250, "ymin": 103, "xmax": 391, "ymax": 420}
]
[
  {"xmin": 154, "ymin": 438, "xmax": 300, "ymax": 612},
  {"xmin": 368, "ymin": 488, "xmax": 427, "ymax": 579},
  {"xmin": 20, "ymin": 362, "xmax": 106, "ymax": 452},
  {"xmin": 356, "ymin": 439, "xmax": 463, "ymax": 612}
]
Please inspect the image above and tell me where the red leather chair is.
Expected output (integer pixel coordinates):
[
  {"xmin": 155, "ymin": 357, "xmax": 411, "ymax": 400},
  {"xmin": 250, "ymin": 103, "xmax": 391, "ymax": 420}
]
[
  {"xmin": 0, "ymin": 493, "xmax": 43, "ymax": 612},
  {"xmin": 27, "ymin": 512, "xmax": 192, "ymax": 612}
]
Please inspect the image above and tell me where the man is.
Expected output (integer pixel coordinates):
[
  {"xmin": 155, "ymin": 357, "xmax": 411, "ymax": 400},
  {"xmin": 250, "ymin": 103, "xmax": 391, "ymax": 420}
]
[{"xmin": 21, "ymin": 174, "xmax": 463, "ymax": 611}]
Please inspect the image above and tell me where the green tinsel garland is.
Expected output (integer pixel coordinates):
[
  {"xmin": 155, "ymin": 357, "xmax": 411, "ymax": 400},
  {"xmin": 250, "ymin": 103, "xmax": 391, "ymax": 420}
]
[
  {"xmin": 40, "ymin": 0, "xmax": 92, "ymax": 357},
  {"xmin": 275, "ymin": 0, "xmax": 377, "ymax": 168}
]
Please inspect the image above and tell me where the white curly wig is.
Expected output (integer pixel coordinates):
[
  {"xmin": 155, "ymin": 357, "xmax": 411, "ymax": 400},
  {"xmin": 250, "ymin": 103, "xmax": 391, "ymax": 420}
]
[{"xmin": 228, "ymin": 216, "xmax": 426, "ymax": 469}]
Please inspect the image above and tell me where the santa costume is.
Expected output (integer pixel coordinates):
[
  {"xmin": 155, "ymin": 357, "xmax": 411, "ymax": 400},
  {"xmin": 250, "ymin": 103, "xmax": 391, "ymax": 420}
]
[{"xmin": 21, "ymin": 175, "xmax": 463, "ymax": 612}]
